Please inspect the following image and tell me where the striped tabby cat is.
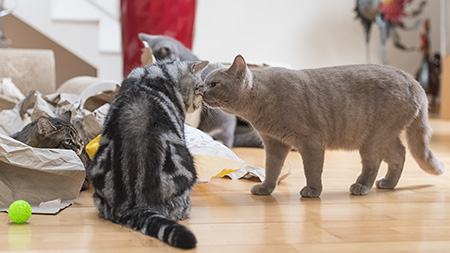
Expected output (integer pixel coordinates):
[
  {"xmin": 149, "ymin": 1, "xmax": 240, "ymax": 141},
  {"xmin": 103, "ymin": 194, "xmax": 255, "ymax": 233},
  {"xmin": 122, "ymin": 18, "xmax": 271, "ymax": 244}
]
[
  {"xmin": 11, "ymin": 111, "xmax": 84, "ymax": 154},
  {"xmin": 10, "ymin": 111, "xmax": 91, "ymax": 190},
  {"xmin": 88, "ymin": 60, "xmax": 208, "ymax": 249}
]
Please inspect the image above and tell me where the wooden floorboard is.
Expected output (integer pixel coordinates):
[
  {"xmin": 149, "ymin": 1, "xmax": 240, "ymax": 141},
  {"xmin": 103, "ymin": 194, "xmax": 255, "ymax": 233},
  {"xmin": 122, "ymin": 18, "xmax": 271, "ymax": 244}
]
[{"xmin": 1, "ymin": 119, "xmax": 450, "ymax": 252}]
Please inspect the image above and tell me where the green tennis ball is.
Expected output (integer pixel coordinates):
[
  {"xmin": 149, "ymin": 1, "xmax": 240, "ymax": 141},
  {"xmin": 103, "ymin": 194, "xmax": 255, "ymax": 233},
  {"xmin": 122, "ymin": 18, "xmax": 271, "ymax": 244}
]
[{"xmin": 8, "ymin": 200, "xmax": 32, "ymax": 224}]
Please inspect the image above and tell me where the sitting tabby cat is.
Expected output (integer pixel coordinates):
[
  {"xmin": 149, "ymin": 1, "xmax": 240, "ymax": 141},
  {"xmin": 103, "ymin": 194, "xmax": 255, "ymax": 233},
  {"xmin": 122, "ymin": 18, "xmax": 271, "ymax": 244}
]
[
  {"xmin": 10, "ymin": 111, "xmax": 91, "ymax": 190},
  {"xmin": 203, "ymin": 55, "xmax": 445, "ymax": 198},
  {"xmin": 139, "ymin": 33, "xmax": 262, "ymax": 148},
  {"xmin": 88, "ymin": 60, "xmax": 208, "ymax": 249}
]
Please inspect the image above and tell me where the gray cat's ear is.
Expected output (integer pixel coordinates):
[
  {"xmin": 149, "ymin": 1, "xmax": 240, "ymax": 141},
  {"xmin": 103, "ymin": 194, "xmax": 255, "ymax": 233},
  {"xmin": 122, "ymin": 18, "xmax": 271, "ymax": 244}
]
[
  {"xmin": 60, "ymin": 111, "xmax": 72, "ymax": 122},
  {"xmin": 190, "ymin": 61, "xmax": 209, "ymax": 75},
  {"xmin": 37, "ymin": 118, "xmax": 56, "ymax": 136},
  {"xmin": 227, "ymin": 55, "xmax": 247, "ymax": 80},
  {"xmin": 157, "ymin": 47, "xmax": 172, "ymax": 59},
  {"xmin": 138, "ymin": 33, "xmax": 153, "ymax": 42}
]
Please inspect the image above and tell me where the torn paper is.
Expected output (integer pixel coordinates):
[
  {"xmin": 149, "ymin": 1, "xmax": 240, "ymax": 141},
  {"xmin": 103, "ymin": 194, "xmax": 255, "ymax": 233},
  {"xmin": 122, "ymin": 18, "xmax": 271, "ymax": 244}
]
[
  {"xmin": 0, "ymin": 134, "xmax": 85, "ymax": 214},
  {"xmin": 185, "ymin": 125, "xmax": 290, "ymax": 182},
  {"xmin": 0, "ymin": 83, "xmax": 119, "ymax": 214},
  {"xmin": 0, "ymin": 78, "xmax": 25, "ymax": 104}
]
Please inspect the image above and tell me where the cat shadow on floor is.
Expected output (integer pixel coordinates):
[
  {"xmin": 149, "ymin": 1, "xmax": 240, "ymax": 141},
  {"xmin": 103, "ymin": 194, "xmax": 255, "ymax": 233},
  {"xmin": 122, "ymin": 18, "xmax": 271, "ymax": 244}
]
[{"xmin": 376, "ymin": 184, "xmax": 434, "ymax": 191}]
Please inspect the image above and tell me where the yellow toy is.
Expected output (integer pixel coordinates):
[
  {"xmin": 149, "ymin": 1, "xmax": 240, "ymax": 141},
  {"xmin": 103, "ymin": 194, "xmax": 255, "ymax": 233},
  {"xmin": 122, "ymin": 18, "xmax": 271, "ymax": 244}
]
[{"xmin": 86, "ymin": 134, "xmax": 101, "ymax": 159}]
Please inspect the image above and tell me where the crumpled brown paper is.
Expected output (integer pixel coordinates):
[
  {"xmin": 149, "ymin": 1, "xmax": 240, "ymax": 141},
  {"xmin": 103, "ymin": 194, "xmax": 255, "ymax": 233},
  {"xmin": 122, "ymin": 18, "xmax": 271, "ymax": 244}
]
[
  {"xmin": 0, "ymin": 134, "xmax": 84, "ymax": 214},
  {"xmin": 0, "ymin": 82, "xmax": 119, "ymax": 214},
  {"xmin": 0, "ymin": 78, "xmax": 25, "ymax": 110}
]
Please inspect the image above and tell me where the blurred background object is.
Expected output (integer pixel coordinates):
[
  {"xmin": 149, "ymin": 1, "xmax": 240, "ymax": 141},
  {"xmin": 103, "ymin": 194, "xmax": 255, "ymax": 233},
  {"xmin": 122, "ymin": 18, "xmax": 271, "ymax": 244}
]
[
  {"xmin": 0, "ymin": 0, "xmax": 17, "ymax": 48},
  {"xmin": 120, "ymin": 0, "xmax": 196, "ymax": 77}
]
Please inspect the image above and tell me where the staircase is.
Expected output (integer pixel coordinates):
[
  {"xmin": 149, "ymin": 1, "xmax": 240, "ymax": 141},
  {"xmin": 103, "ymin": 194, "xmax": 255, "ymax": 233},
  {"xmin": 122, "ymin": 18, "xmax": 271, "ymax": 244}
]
[{"xmin": 3, "ymin": 0, "xmax": 123, "ymax": 84}]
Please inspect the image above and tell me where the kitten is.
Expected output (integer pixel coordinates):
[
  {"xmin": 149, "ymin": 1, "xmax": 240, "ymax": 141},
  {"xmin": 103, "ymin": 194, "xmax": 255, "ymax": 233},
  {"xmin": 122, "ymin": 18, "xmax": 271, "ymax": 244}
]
[
  {"xmin": 139, "ymin": 33, "xmax": 261, "ymax": 148},
  {"xmin": 203, "ymin": 55, "xmax": 445, "ymax": 198},
  {"xmin": 10, "ymin": 111, "xmax": 91, "ymax": 191},
  {"xmin": 88, "ymin": 60, "xmax": 208, "ymax": 249}
]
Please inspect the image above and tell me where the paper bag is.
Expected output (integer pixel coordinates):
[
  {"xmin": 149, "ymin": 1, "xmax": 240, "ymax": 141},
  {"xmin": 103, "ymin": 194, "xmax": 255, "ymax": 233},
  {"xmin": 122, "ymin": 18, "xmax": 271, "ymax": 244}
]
[
  {"xmin": 0, "ymin": 85, "xmax": 118, "ymax": 214},
  {"xmin": 0, "ymin": 134, "xmax": 85, "ymax": 214}
]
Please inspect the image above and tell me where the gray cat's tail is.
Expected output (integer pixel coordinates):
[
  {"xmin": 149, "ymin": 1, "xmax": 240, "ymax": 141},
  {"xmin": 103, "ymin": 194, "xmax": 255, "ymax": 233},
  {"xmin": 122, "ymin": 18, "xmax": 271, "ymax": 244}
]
[
  {"xmin": 406, "ymin": 106, "xmax": 445, "ymax": 175},
  {"xmin": 117, "ymin": 208, "xmax": 196, "ymax": 249}
]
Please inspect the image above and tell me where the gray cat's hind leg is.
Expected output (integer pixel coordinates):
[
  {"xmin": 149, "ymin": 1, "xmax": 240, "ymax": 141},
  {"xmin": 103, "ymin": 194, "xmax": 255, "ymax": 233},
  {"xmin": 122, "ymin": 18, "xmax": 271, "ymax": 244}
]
[
  {"xmin": 251, "ymin": 135, "xmax": 290, "ymax": 195},
  {"xmin": 376, "ymin": 137, "xmax": 406, "ymax": 189},
  {"xmin": 298, "ymin": 142, "xmax": 325, "ymax": 198},
  {"xmin": 351, "ymin": 146, "xmax": 383, "ymax": 195}
]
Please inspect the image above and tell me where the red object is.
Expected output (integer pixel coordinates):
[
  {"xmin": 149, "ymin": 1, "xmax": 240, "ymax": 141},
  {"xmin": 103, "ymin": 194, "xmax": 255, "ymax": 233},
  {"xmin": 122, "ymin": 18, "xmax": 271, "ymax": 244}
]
[
  {"xmin": 379, "ymin": 0, "xmax": 413, "ymax": 24},
  {"xmin": 120, "ymin": 0, "xmax": 197, "ymax": 77}
]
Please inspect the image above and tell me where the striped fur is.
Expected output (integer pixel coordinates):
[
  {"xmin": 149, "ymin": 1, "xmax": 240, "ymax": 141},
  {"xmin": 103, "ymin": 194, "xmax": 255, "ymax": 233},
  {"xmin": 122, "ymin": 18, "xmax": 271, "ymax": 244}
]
[
  {"xmin": 11, "ymin": 111, "xmax": 84, "ymax": 155},
  {"xmin": 88, "ymin": 60, "xmax": 208, "ymax": 249}
]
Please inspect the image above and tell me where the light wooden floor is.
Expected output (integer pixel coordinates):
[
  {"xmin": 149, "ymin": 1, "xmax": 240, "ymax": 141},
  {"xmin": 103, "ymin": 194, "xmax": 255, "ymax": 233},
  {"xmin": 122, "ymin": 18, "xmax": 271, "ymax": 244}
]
[{"xmin": 1, "ymin": 119, "xmax": 450, "ymax": 252}]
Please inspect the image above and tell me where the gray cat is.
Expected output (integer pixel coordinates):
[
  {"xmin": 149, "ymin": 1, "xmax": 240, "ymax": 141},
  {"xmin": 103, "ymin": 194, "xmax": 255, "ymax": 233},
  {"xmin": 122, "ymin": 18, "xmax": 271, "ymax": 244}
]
[
  {"xmin": 139, "ymin": 33, "xmax": 261, "ymax": 148},
  {"xmin": 88, "ymin": 60, "xmax": 208, "ymax": 249},
  {"xmin": 203, "ymin": 55, "xmax": 445, "ymax": 198},
  {"xmin": 10, "ymin": 111, "xmax": 92, "ymax": 190}
]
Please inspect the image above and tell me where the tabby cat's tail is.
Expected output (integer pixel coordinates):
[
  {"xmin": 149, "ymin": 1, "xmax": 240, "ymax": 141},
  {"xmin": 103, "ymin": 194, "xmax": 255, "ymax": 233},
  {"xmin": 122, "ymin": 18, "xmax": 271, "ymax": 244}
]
[
  {"xmin": 406, "ymin": 106, "xmax": 445, "ymax": 175},
  {"xmin": 117, "ymin": 208, "xmax": 196, "ymax": 249}
]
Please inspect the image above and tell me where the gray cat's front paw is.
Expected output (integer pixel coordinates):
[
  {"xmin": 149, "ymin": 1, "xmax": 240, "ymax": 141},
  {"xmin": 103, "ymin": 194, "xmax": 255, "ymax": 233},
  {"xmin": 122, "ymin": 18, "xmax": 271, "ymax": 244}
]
[
  {"xmin": 250, "ymin": 183, "xmax": 274, "ymax": 195},
  {"xmin": 350, "ymin": 183, "xmax": 371, "ymax": 195},
  {"xmin": 375, "ymin": 178, "xmax": 396, "ymax": 189},
  {"xmin": 300, "ymin": 186, "xmax": 321, "ymax": 198}
]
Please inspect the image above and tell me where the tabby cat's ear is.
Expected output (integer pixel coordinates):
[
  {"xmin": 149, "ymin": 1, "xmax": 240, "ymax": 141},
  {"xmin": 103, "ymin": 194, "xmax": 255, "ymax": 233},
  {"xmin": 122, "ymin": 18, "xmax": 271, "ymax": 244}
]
[
  {"xmin": 227, "ymin": 55, "xmax": 247, "ymax": 80},
  {"xmin": 190, "ymin": 61, "xmax": 209, "ymax": 75},
  {"xmin": 37, "ymin": 118, "xmax": 56, "ymax": 136},
  {"xmin": 60, "ymin": 111, "xmax": 72, "ymax": 122}
]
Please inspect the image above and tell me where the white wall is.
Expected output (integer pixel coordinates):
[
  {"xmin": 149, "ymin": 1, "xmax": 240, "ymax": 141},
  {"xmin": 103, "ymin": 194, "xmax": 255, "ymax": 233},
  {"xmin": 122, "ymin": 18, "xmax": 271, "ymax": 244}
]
[
  {"xmin": 193, "ymin": 0, "xmax": 440, "ymax": 76},
  {"xmin": 10, "ymin": 0, "xmax": 441, "ymax": 81}
]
